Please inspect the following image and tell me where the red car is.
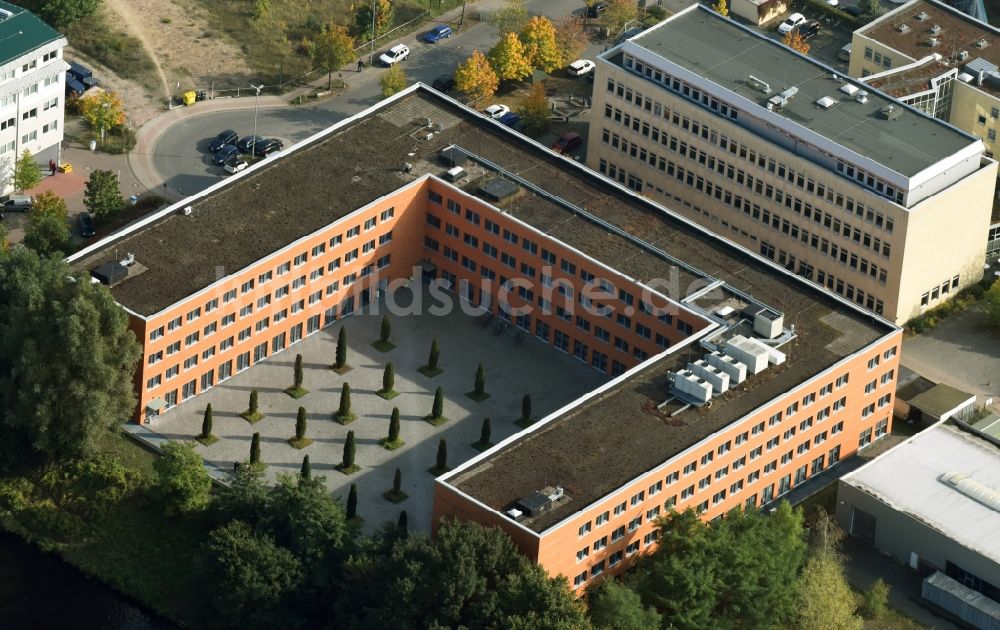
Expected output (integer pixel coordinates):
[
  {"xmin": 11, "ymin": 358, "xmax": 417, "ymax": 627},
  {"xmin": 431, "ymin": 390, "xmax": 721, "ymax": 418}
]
[{"xmin": 551, "ymin": 132, "xmax": 582, "ymax": 155}]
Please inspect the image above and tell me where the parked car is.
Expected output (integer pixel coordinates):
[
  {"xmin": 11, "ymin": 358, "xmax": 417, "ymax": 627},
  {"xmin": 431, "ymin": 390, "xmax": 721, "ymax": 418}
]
[
  {"xmin": 826, "ymin": 0, "xmax": 839, "ymax": 6},
  {"xmin": 78, "ymin": 212, "xmax": 96, "ymax": 237},
  {"xmin": 212, "ymin": 144, "xmax": 239, "ymax": 165},
  {"xmin": 236, "ymin": 135, "xmax": 263, "ymax": 153},
  {"xmin": 253, "ymin": 138, "xmax": 283, "ymax": 157},
  {"xmin": 209, "ymin": 129, "xmax": 239, "ymax": 152},
  {"xmin": 424, "ymin": 25, "xmax": 453, "ymax": 43},
  {"xmin": 2, "ymin": 194, "xmax": 33, "ymax": 212},
  {"xmin": 587, "ymin": 2, "xmax": 607, "ymax": 17},
  {"xmin": 797, "ymin": 19, "xmax": 821, "ymax": 39},
  {"xmin": 838, "ymin": 42, "xmax": 853, "ymax": 62},
  {"xmin": 484, "ymin": 104, "xmax": 510, "ymax": 119},
  {"xmin": 497, "ymin": 112, "xmax": 523, "ymax": 130},
  {"xmin": 842, "ymin": 5, "xmax": 862, "ymax": 17},
  {"xmin": 778, "ymin": 13, "xmax": 806, "ymax": 34},
  {"xmin": 567, "ymin": 59, "xmax": 595, "ymax": 77},
  {"xmin": 551, "ymin": 132, "xmax": 583, "ymax": 155},
  {"xmin": 224, "ymin": 158, "xmax": 249, "ymax": 174},
  {"xmin": 379, "ymin": 44, "xmax": 410, "ymax": 66},
  {"xmin": 432, "ymin": 75, "xmax": 455, "ymax": 92}
]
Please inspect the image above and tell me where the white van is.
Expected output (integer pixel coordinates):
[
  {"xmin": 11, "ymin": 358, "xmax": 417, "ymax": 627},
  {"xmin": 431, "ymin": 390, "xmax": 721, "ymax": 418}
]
[{"xmin": 838, "ymin": 43, "xmax": 852, "ymax": 63}]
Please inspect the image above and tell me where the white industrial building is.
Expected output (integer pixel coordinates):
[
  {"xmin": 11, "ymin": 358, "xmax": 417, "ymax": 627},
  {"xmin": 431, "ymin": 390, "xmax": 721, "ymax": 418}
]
[{"xmin": 0, "ymin": 1, "xmax": 67, "ymax": 195}]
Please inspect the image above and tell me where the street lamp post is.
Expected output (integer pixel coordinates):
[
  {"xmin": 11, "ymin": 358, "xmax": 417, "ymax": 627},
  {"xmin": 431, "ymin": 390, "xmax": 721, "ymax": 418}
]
[
  {"xmin": 369, "ymin": 0, "xmax": 378, "ymax": 66},
  {"xmin": 250, "ymin": 84, "xmax": 263, "ymax": 156}
]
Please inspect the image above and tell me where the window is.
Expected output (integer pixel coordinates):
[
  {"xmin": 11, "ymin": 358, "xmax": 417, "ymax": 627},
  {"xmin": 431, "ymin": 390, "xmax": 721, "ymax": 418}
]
[
  {"xmin": 596, "ymin": 511, "xmax": 609, "ymax": 526},
  {"xmin": 578, "ymin": 521, "xmax": 592, "ymax": 536},
  {"xmin": 149, "ymin": 326, "xmax": 165, "ymax": 341},
  {"xmin": 593, "ymin": 536, "xmax": 608, "ymax": 551},
  {"xmin": 611, "ymin": 526, "xmax": 626, "ymax": 542}
]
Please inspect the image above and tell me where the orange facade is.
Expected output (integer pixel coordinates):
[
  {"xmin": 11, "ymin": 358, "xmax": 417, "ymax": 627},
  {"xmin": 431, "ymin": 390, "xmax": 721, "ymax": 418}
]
[
  {"xmin": 433, "ymin": 330, "xmax": 901, "ymax": 592},
  {"xmin": 131, "ymin": 176, "xmax": 707, "ymax": 422}
]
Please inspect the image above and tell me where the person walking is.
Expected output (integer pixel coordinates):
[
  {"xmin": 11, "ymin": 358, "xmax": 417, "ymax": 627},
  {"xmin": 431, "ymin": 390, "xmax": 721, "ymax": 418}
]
[
  {"xmin": 357, "ymin": 58, "xmax": 364, "ymax": 73},
  {"xmin": 48, "ymin": 159, "xmax": 56, "ymax": 176}
]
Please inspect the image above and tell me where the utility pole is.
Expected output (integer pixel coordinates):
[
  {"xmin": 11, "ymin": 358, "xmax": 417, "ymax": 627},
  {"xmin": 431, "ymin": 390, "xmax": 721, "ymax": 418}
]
[
  {"xmin": 369, "ymin": 0, "xmax": 378, "ymax": 66},
  {"xmin": 251, "ymin": 84, "xmax": 263, "ymax": 156},
  {"xmin": 459, "ymin": 0, "xmax": 466, "ymax": 30}
]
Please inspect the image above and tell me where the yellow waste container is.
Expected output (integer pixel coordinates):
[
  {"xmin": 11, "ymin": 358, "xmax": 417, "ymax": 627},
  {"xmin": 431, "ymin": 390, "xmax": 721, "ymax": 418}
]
[
  {"xmin": 183, "ymin": 90, "xmax": 197, "ymax": 106},
  {"xmin": 59, "ymin": 163, "xmax": 72, "ymax": 173}
]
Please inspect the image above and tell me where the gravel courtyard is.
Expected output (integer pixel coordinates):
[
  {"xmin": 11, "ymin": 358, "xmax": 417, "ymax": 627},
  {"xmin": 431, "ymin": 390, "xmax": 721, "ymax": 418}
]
[{"xmin": 150, "ymin": 286, "xmax": 608, "ymax": 533}]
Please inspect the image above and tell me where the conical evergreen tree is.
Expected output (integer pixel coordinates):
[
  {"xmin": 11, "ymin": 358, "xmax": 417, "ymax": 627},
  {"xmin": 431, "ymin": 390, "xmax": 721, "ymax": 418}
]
[
  {"xmin": 436, "ymin": 438, "xmax": 448, "ymax": 472},
  {"xmin": 339, "ymin": 383, "xmax": 352, "ymax": 417},
  {"xmin": 393, "ymin": 467, "xmax": 402, "ymax": 494},
  {"xmin": 480, "ymin": 417, "xmax": 491, "ymax": 445},
  {"xmin": 200, "ymin": 404, "xmax": 213, "ymax": 439},
  {"xmin": 428, "ymin": 338, "xmax": 440, "ymax": 370},
  {"xmin": 250, "ymin": 432, "xmax": 261, "ymax": 464},
  {"xmin": 295, "ymin": 406, "xmax": 307, "ymax": 441},
  {"xmin": 388, "ymin": 407, "xmax": 401, "ymax": 443},
  {"xmin": 431, "ymin": 386, "xmax": 444, "ymax": 419},
  {"xmin": 380, "ymin": 315, "xmax": 391, "ymax": 343},
  {"xmin": 249, "ymin": 389, "xmax": 259, "ymax": 414},
  {"xmin": 382, "ymin": 362, "xmax": 395, "ymax": 393},
  {"xmin": 521, "ymin": 393, "xmax": 532, "ymax": 421},
  {"xmin": 293, "ymin": 353, "xmax": 304, "ymax": 389},
  {"xmin": 342, "ymin": 430, "xmax": 356, "ymax": 468},
  {"xmin": 346, "ymin": 483, "xmax": 358, "ymax": 520},
  {"xmin": 397, "ymin": 510, "xmax": 408, "ymax": 538},
  {"xmin": 474, "ymin": 362, "xmax": 486, "ymax": 396},
  {"xmin": 300, "ymin": 455, "xmax": 311, "ymax": 480},
  {"xmin": 335, "ymin": 327, "xmax": 348, "ymax": 368}
]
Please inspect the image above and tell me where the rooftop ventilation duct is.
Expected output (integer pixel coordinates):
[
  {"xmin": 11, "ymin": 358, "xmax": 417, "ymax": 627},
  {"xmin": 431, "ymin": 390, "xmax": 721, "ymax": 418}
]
[
  {"xmin": 840, "ymin": 83, "xmax": 860, "ymax": 96},
  {"xmin": 916, "ymin": 10, "xmax": 929, "ymax": 20},
  {"xmin": 513, "ymin": 486, "xmax": 566, "ymax": 517},
  {"xmin": 879, "ymin": 105, "xmax": 902, "ymax": 120},
  {"xmin": 856, "ymin": 90, "xmax": 869, "ymax": 104},
  {"xmin": 897, "ymin": 23, "xmax": 910, "ymax": 33},
  {"xmin": 929, "ymin": 37, "xmax": 939, "ymax": 47},
  {"xmin": 815, "ymin": 96, "xmax": 837, "ymax": 109},
  {"xmin": 940, "ymin": 472, "xmax": 1000, "ymax": 514},
  {"xmin": 976, "ymin": 38, "xmax": 989, "ymax": 48},
  {"xmin": 930, "ymin": 24, "xmax": 942, "ymax": 35},
  {"xmin": 957, "ymin": 50, "xmax": 970, "ymax": 61},
  {"xmin": 746, "ymin": 74, "xmax": 771, "ymax": 94}
]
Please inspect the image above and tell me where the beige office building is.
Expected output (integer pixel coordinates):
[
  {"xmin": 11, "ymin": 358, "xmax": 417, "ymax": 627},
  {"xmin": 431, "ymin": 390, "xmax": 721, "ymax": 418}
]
[{"xmin": 588, "ymin": 5, "xmax": 996, "ymax": 325}]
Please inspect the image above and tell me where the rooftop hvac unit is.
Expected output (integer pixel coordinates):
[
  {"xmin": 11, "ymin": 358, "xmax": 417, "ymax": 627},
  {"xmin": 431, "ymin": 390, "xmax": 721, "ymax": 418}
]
[
  {"xmin": 746, "ymin": 74, "xmax": 771, "ymax": 94},
  {"xmin": 916, "ymin": 11, "xmax": 929, "ymax": 20},
  {"xmin": 958, "ymin": 50, "xmax": 970, "ymax": 61},
  {"xmin": 856, "ymin": 90, "xmax": 869, "ymax": 104},
  {"xmin": 724, "ymin": 335, "xmax": 769, "ymax": 375},
  {"xmin": 669, "ymin": 370, "xmax": 712, "ymax": 404},
  {"xmin": 897, "ymin": 23, "xmax": 910, "ymax": 33},
  {"xmin": 753, "ymin": 310, "xmax": 784, "ymax": 339},
  {"xmin": 119, "ymin": 252, "xmax": 136, "ymax": 267},
  {"xmin": 182, "ymin": 205, "xmax": 193, "ymax": 216},
  {"xmin": 0, "ymin": 8, "xmax": 12, "ymax": 19},
  {"xmin": 445, "ymin": 166, "xmax": 466, "ymax": 182},
  {"xmin": 689, "ymin": 360, "xmax": 730, "ymax": 394},
  {"xmin": 707, "ymin": 351, "xmax": 747, "ymax": 385},
  {"xmin": 514, "ymin": 486, "xmax": 566, "ymax": 517},
  {"xmin": 929, "ymin": 37, "xmax": 939, "ymax": 47},
  {"xmin": 976, "ymin": 38, "xmax": 989, "ymax": 48},
  {"xmin": 958, "ymin": 72, "xmax": 974, "ymax": 83},
  {"xmin": 930, "ymin": 24, "xmax": 942, "ymax": 35}
]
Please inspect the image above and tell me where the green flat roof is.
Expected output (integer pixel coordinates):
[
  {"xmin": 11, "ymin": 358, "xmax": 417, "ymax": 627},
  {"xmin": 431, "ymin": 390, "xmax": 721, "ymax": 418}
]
[
  {"xmin": 0, "ymin": 1, "xmax": 62, "ymax": 67},
  {"xmin": 630, "ymin": 7, "xmax": 975, "ymax": 178}
]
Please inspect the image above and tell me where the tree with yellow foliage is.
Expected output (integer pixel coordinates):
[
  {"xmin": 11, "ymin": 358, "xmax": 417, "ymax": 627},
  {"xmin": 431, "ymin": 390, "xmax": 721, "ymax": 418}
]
[
  {"xmin": 520, "ymin": 16, "xmax": 561, "ymax": 73},
  {"xmin": 554, "ymin": 17, "xmax": 589, "ymax": 66},
  {"xmin": 454, "ymin": 50, "xmax": 500, "ymax": 106},
  {"xmin": 713, "ymin": 0, "xmax": 729, "ymax": 17},
  {"xmin": 488, "ymin": 31, "xmax": 533, "ymax": 83},
  {"xmin": 79, "ymin": 91, "xmax": 126, "ymax": 140},
  {"xmin": 783, "ymin": 30, "xmax": 810, "ymax": 54}
]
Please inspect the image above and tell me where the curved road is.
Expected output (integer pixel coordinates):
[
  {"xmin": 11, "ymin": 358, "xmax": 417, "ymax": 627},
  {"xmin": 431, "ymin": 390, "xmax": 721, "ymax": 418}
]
[{"xmin": 150, "ymin": 0, "xmax": 594, "ymax": 197}]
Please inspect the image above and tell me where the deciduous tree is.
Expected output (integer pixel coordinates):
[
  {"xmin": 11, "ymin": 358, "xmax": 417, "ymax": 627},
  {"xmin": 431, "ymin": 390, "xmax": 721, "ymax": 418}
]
[
  {"xmin": 268, "ymin": 473, "xmax": 349, "ymax": 570},
  {"xmin": 0, "ymin": 249, "xmax": 140, "ymax": 466},
  {"xmin": 152, "ymin": 441, "xmax": 212, "ymax": 516},
  {"xmin": 783, "ymin": 30, "xmax": 810, "ymax": 54},
  {"xmin": 713, "ymin": 0, "xmax": 729, "ymax": 17},
  {"xmin": 486, "ymin": 0, "xmax": 529, "ymax": 35},
  {"xmin": 354, "ymin": 0, "xmax": 393, "ymax": 40},
  {"xmin": 12, "ymin": 150, "xmax": 41, "ymax": 193},
  {"xmin": 797, "ymin": 551, "xmax": 863, "ymax": 630},
  {"xmin": 79, "ymin": 90, "xmax": 126, "ymax": 140},
  {"xmin": 984, "ymin": 279, "xmax": 1000, "ymax": 329},
  {"xmin": 83, "ymin": 169, "xmax": 123, "ymax": 223},
  {"xmin": 555, "ymin": 17, "xmax": 589, "ymax": 66},
  {"xmin": 588, "ymin": 579, "xmax": 662, "ymax": 630},
  {"xmin": 380, "ymin": 64, "xmax": 407, "ymax": 97},
  {"xmin": 489, "ymin": 31, "xmax": 533, "ymax": 82},
  {"xmin": 311, "ymin": 23, "xmax": 355, "ymax": 90},
  {"xmin": 606, "ymin": 0, "xmax": 639, "ymax": 38},
  {"xmin": 454, "ymin": 50, "xmax": 499, "ymax": 106},
  {"xmin": 518, "ymin": 81, "xmax": 551, "ymax": 135},
  {"xmin": 24, "ymin": 208, "xmax": 71, "ymax": 257},
  {"xmin": 207, "ymin": 520, "xmax": 303, "ymax": 626},
  {"xmin": 23, "ymin": 0, "xmax": 102, "ymax": 28},
  {"xmin": 520, "ymin": 16, "xmax": 561, "ymax": 73}
]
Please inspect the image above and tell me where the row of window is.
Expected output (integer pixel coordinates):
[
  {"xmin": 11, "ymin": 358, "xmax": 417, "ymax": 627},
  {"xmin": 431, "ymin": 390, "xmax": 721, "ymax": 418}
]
[
  {"xmin": 600, "ymin": 101, "xmax": 895, "ymax": 238},
  {"xmin": 612, "ymin": 61, "xmax": 905, "ymax": 206},
  {"xmin": 919, "ymin": 275, "xmax": 961, "ymax": 308}
]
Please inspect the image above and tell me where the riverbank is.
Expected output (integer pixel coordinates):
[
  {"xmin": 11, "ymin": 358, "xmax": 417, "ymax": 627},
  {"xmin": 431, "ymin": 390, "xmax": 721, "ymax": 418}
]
[{"xmin": 0, "ymin": 428, "xmax": 211, "ymax": 628}]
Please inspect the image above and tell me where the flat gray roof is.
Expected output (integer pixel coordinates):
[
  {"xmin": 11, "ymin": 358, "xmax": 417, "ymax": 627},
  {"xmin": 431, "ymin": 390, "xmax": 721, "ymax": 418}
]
[
  {"xmin": 630, "ymin": 6, "xmax": 975, "ymax": 177},
  {"xmin": 843, "ymin": 423, "xmax": 1000, "ymax": 564}
]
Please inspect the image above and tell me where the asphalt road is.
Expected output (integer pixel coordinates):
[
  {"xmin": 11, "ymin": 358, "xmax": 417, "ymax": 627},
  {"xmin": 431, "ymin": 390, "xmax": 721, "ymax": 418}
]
[{"xmin": 150, "ymin": 0, "xmax": 599, "ymax": 197}]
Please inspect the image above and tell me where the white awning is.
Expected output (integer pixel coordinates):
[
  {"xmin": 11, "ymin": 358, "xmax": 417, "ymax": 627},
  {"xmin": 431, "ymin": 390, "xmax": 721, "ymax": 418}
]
[{"xmin": 145, "ymin": 398, "xmax": 166, "ymax": 412}]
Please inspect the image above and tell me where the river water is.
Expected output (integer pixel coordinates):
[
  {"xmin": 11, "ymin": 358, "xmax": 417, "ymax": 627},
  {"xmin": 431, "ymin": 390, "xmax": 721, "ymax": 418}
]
[{"xmin": 0, "ymin": 531, "xmax": 175, "ymax": 629}]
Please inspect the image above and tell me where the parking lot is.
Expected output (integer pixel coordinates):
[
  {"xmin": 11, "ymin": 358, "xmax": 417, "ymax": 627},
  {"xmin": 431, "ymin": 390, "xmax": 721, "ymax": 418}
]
[{"xmin": 150, "ymin": 285, "xmax": 608, "ymax": 533}]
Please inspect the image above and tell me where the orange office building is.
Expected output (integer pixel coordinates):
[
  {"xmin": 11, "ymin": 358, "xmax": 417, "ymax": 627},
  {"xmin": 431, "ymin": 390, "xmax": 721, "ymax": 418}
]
[{"xmin": 68, "ymin": 86, "xmax": 900, "ymax": 590}]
